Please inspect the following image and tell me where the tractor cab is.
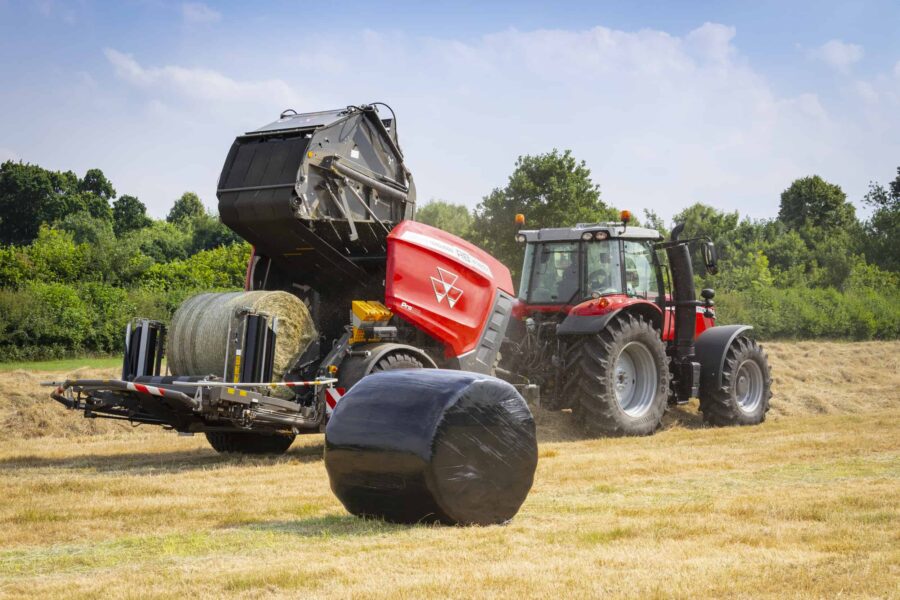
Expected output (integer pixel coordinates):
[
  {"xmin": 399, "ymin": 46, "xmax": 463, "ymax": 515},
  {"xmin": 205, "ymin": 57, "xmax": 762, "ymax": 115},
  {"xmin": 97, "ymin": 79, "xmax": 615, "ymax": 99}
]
[{"xmin": 515, "ymin": 222, "xmax": 664, "ymax": 310}]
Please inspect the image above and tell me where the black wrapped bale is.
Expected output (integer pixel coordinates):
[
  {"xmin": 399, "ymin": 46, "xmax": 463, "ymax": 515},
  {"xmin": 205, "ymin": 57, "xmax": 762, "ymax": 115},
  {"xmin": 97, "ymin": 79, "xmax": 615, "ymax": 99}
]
[{"xmin": 324, "ymin": 369, "xmax": 538, "ymax": 526}]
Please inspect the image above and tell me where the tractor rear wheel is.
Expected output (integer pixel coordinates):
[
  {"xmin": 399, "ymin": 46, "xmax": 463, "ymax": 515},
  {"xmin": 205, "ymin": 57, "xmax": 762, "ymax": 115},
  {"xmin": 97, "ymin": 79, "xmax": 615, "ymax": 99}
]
[
  {"xmin": 205, "ymin": 431, "xmax": 295, "ymax": 455},
  {"xmin": 699, "ymin": 336, "xmax": 771, "ymax": 426},
  {"xmin": 567, "ymin": 314, "xmax": 669, "ymax": 437}
]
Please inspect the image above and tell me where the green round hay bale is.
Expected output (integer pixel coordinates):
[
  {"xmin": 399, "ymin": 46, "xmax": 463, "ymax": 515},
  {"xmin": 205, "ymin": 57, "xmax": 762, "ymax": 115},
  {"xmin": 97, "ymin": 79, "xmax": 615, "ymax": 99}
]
[{"xmin": 168, "ymin": 291, "xmax": 316, "ymax": 380}]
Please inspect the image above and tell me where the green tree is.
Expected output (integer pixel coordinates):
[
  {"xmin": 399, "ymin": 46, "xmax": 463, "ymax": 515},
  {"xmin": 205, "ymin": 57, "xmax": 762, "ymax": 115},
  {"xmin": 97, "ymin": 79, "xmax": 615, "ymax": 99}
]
[
  {"xmin": 26, "ymin": 226, "xmax": 89, "ymax": 283},
  {"xmin": 862, "ymin": 167, "xmax": 899, "ymax": 272},
  {"xmin": 471, "ymin": 149, "xmax": 617, "ymax": 279},
  {"xmin": 0, "ymin": 245, "xmax": 29, "ymax": 288},
  {"xmin": 776, "ymin": 176, "xmax": 863, "ymax": 288},
  {"xmin": 129, "ymin": 221, "xmax": 193, "ymax": 263},
  {"xmin": 189, "ymin": 213, "xmax": 242, "ymax": 253},
  {"xmin": 641, "ymin": 209, "xmax": 669, "ymax": 239},
  {"xmin": 57, "ymin": 211, "xmax": 115, "ymax": 246},
  {"xmin": 416, "ymin": 200, "xmax": 474, "ymax": 240},
  {"xmin": 141, "ymin": 242, "xmax": 252, "ymax": 291},
  {"xmin": 77, "ymin": 168, "xmax": 116, "ymax": 220},
  {"xmin": 717, "ymin": 249, "xmax": 774, "ymax": 292},
  {"xmin": 78, "ymin": 168, "xmax": 116, "ymax": 201},
  {"xmin": 671, "ymin": 203, "xmax": 739, "ymax": 246},
  {"xmin": 112, "ymin": 195, "xmax": 152, "ymax": 236},
  {"xmin": 671, "ymin": 203, "xmax": 740, "ymax": 276},
  {"xmin": 0, "ymin": 161, "xmax": 80, "ymax": 245},
  {"xmin": 778, "ymin": 175, "xmax": 857, "ymax": 233},
  {"xmin": 57, "ymin": 214, "xmax": 153, "ymax": 284},
  {"xmin": 167, "ymin": 192, "xmax": 206, "ymax": 224}
]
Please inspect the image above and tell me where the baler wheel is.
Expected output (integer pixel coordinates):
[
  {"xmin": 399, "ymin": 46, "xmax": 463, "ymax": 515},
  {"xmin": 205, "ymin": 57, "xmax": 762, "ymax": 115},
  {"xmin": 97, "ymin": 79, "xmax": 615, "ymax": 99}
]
[
  {"xmin": 205, "ymin": 431, "xmax": 296, "ymax": 455},
  {"xmin": 567, "ymin": 314, "xmax": 669, "ymax": 437},
  {"xmin": 699, "ymin": 336, "xmax": 771, "ymax": 426},
  {"xmin": 370, "ymin": 352, "xmax": 425, "ymax": 373}
]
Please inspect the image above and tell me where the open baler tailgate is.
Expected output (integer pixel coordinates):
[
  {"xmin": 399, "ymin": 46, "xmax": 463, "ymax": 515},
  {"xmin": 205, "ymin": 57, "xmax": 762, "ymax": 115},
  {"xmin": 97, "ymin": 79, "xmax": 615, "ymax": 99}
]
[{"xmin": 217, "ymin": 104, "xmax": 415, "ymax": 294}]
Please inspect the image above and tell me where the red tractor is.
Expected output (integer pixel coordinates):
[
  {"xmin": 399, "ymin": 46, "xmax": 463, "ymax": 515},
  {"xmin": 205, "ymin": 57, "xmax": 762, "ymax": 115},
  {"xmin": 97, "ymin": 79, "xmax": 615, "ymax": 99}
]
[{"xmin": 500, "ymin": 213, "xmax": 772, "ymax": 436}]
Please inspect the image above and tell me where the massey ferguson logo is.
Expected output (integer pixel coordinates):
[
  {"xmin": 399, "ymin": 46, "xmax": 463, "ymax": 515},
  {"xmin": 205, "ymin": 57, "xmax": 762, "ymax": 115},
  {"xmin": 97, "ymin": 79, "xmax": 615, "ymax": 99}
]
[{"xmin": 431, "ymin": 267, "xmax": 464, "ymax": 309}]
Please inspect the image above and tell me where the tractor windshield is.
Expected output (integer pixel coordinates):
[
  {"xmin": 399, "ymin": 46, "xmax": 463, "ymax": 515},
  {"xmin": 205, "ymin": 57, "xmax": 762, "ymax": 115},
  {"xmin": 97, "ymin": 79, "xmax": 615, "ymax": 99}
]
[{"xmin": 519, "ymin": 239, "xmax": 659, "ymax": 305}]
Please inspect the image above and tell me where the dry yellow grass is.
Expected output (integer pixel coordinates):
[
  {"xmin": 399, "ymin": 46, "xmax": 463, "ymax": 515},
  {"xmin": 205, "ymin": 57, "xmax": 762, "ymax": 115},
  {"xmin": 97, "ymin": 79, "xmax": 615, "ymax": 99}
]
[{"xmin": 0, "ymin": 341, "xmax": 897, "ymax": 598}]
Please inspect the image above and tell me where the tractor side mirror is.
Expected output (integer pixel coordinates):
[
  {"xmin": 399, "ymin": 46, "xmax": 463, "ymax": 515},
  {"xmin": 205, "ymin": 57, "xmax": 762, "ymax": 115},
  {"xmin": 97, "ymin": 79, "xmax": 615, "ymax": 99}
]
[{"xmin": 702, "ymin": 241, "xmax": 719, "ymax": 275}]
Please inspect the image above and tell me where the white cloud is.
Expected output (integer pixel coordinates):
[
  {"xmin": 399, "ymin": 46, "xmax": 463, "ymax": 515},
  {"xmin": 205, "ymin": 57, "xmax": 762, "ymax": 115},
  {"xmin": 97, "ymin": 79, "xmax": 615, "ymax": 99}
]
[
  {"xmin": 809, "ymin": 39, "xmax": 864, "ymax": 73},
  {"xmin": 277, "ymin": 24, "xmax": 878, "ymax": 218},
  {"xmin": 181, "ymin": 2, "xmax": 221, "ymax": 24},
  {"xmin": 104, "ymin": 48, "xmax": 299, "ymax": 106},
  {"xmin": 853, "ymin": 81, "xmax": 879, "ymax": 103},
  {"xmin": 20, "ymin": 23, "xmax": 898, "ymax": 220},
  {"xmin": 685, "ymin": 22, "xmax": 737, "ymax": 63}
]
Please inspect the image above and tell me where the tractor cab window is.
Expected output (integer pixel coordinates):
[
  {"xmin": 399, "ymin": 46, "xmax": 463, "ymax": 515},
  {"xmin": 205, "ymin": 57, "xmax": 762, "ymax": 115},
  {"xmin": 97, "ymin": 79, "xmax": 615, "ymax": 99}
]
[
  {"xmin": 526, "ymin": 242, "xmax": 580, "ymax": 304},
  {"xmin": 585, "ymin": 241, "xmax": 623, "ymax": 295},
  {"xmin": 623, "ymin": 241, "xmax": 658, "ymax": 300}
]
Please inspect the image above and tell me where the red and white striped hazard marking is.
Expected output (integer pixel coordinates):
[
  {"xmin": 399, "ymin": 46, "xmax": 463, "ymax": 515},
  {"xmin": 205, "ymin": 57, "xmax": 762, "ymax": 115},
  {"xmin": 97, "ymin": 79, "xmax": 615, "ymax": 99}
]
[
  {"xmin": 325, "ymin": 387, "xmax": 346, "ymax": 415},
  {"xmin": 128, "ymin": 382, "xmax": 167, "ymax": 397}
]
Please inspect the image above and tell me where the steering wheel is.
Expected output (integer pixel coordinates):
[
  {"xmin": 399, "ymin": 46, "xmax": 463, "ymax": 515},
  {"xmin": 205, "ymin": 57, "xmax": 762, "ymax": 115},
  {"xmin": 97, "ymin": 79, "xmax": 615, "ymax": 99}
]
[{"xmin": 587, "ymin": 268, "xmax": 617, "ymax": 295}]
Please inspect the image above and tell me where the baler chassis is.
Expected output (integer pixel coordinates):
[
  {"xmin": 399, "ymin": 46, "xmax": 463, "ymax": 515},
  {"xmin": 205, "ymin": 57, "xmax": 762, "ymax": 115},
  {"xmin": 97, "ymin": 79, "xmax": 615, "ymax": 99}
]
[
  {"xmin": 43, "ymin": 316, "xmax": 336, "ymax": 436},
  {"xmin": 45, "ymin": 376, "xmax": 335, "ymax": 434}
]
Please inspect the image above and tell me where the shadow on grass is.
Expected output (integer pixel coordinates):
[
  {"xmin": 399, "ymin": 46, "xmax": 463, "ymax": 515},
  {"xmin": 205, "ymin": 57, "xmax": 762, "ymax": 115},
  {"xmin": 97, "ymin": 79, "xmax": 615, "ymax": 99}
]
[
  {"xmin": 0, "ymin": 442, "xmax": 325, "ymax": 473},
  {"xmin": 241, "ymin": 514, "xmax": 410, "ymax": 537}
]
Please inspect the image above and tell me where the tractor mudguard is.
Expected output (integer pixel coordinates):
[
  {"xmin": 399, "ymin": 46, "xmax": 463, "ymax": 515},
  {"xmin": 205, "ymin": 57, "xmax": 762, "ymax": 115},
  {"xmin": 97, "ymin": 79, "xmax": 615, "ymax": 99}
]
[
  {"xmin": 555, "ymin": 311, "xmax": 621, "ymax": 336},
  {"xmin": 694, "ymin": 325, "xmax": 753, "ymax": 391}
]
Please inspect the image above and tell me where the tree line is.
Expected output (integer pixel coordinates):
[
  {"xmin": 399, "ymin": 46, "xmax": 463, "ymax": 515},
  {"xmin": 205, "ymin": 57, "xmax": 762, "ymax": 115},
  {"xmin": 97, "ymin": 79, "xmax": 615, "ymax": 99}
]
[
  {"xmin": 0, "ymin": 161, "xmax": 249, "ymax": 360},
  {"xmin": 418, "ymin": 150, "xmax": 899, "ymax": 340},
  {"xmin": 0, "ymin": 153, "xmax": 896, "ymax": 361}
]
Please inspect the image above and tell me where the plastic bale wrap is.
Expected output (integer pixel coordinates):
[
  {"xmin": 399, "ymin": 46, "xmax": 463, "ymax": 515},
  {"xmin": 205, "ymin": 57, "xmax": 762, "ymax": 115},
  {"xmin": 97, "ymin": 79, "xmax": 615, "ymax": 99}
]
[
  {"xmin": 167, "ymin": 291, "xmax": 316, "ymax": 380},
  {"xmin": 324, "ymin": 369, "xmax": 538, "ymax": 526}
]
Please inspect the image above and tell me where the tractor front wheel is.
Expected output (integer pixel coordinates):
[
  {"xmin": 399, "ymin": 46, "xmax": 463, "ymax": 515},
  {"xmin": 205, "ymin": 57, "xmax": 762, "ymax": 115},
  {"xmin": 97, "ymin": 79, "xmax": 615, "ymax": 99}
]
[
  {"xmin": 567, "ymin": 314, "xmax": 669, "ymax": 437},
  {"xmin": 699, "ymin": 336, "xmax": 772, "ymax": 426}
]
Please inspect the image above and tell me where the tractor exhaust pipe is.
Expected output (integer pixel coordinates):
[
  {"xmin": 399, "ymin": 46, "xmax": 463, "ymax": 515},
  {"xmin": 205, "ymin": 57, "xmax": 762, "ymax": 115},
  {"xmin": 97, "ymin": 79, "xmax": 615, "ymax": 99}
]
[
  {"xmin": 665, "ymin": 224, "xmax": 701, "ymax": 401},
  {"xmin": 667, "ymin": 224, "xmax": 695, "ymax": 360}
]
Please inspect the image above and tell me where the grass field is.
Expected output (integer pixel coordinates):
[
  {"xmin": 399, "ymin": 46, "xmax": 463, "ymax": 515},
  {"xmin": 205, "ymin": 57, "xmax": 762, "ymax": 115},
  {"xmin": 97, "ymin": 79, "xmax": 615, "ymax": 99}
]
[
  {"xmin": 0, "ymin": 341, "xmax": 897, "ymax": 598},
  {"xmin": 0, "ymin": 356, "xmax": 122, "ymax": 373}
]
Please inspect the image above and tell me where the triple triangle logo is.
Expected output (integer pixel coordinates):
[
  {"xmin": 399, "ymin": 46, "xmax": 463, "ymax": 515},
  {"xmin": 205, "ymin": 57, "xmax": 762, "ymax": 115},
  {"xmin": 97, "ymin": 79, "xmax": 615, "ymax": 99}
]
[{"xmin": 430, "ymin": 267, "xmax": 464, "ymax": 309}]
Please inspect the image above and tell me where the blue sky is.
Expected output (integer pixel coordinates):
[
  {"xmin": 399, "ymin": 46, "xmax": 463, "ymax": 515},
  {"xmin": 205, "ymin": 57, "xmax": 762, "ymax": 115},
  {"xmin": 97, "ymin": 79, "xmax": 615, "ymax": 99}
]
[{"xmin": 1, "ymin": 1, "xmax": 898, "ymax": 221}]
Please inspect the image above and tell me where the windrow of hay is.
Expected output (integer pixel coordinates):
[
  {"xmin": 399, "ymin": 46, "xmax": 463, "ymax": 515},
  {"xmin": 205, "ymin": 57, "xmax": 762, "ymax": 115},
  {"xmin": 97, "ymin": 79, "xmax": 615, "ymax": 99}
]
[
  {"xmin": 167, "ymin": 291, "xmax": 317, "ymax": 380},
  {"xmin": 534, "ymin": 340, "xmax": 900, "ymax": 443},
  {"xmin": 0, "ymin": 340, "xmax": 896, "ymax": 441}
]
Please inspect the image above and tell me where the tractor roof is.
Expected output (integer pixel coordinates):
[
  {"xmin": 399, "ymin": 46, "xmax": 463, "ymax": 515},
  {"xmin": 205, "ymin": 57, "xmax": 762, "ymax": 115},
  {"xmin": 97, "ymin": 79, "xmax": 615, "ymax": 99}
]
[{"xmin": 518, "ymin": 223, "xmax": 662, "ymax": 243}]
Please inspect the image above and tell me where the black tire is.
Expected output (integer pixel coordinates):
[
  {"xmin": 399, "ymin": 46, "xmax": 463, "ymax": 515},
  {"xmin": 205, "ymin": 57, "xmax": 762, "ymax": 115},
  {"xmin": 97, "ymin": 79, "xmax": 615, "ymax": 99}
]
[
  {"xmin": 205, "ymin": 431, "xmax": 295, "ymax": 455},
  {"xmin": 370, "ymin": 351, "xmax": 425, "ymax": 373},
  {"xmin": 566, "ymin": 314, "xmax": 669, "ymax": 437},
  {"xmin": 699, "ymin": 336, "xmax": 771, "ymax": 426}
]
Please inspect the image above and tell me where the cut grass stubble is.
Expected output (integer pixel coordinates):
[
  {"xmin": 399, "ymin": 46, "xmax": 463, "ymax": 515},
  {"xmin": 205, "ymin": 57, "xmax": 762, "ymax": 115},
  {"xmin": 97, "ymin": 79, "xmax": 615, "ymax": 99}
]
[
  {"xmin": 0, "ymin": 341, "xmax": 897, "ymax": 598},
  {"xmin": 0, "ymin": 411, "xmax": 896, "ymax": 599}
]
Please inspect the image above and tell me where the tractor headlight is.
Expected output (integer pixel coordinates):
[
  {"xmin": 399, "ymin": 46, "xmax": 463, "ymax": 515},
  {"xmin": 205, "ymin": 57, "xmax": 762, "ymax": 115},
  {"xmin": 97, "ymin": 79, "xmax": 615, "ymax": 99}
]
[
  {"xmin": 595, "ymin": 231, "xmax": 609, "ymax": 240},
  {"xmin": 580, "ymin": 232, "xmax": 593, "ymax": 241},
  {"xmin": 515, "ymin": 233, "xmax": 526, "ymax": 243}
]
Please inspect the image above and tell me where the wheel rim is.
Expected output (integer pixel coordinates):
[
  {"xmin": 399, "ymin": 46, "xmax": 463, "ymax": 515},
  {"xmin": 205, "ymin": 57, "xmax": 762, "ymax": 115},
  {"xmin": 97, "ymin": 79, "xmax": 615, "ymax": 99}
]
[
  {"xmin": 734, "ymin": 359, "xmax": 764, "ymax": 414},
  {"xmin": 612, "ymin": 342, "xmax": 658, "ymax": 418}
]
